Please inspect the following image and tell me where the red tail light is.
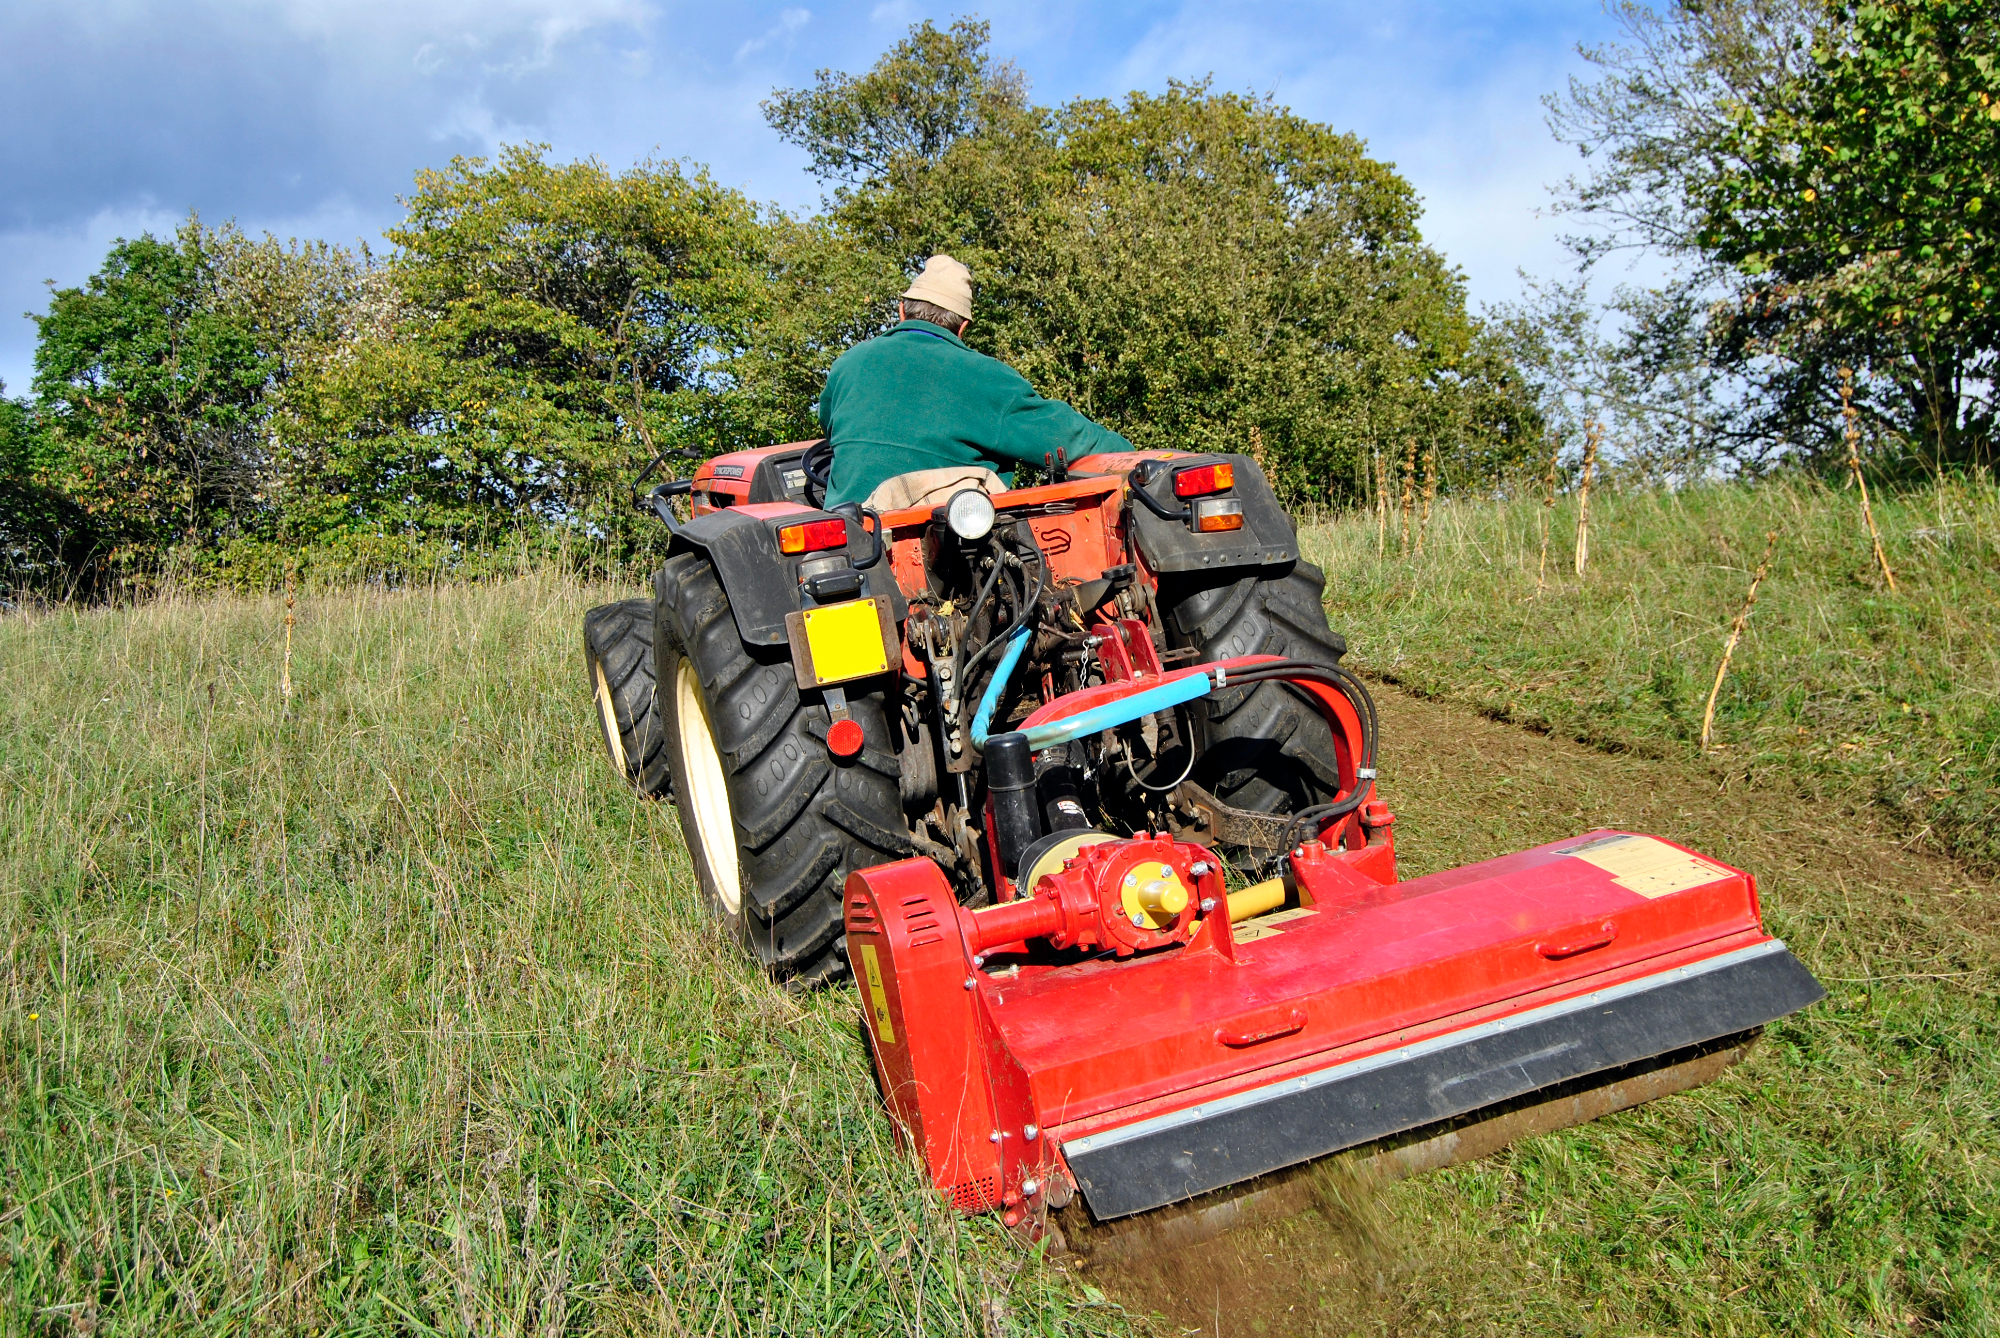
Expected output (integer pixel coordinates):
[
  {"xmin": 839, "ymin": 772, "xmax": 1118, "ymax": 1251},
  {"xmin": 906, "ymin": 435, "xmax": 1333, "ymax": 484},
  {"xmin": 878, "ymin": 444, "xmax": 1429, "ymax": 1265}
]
[
  {"xmin": 1173, "ymin": 463, "xmax": 1235, "ymax": 498},
  {"xmin": 778, "ymin": 518, "xmax": 849, "ymax": 554}
]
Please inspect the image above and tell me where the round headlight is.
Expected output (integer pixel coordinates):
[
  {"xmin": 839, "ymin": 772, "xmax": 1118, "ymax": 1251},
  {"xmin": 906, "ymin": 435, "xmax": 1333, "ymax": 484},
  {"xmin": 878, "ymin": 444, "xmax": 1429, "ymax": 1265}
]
[{"xmin": 944, "ymin": 488, "xmax": 996, "ymax": 541}]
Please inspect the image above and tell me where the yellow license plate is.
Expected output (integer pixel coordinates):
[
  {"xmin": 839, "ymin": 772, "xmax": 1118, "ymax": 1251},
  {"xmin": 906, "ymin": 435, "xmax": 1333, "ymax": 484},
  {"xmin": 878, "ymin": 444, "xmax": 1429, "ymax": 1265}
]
[{"xmin": 799, "ymin": 598, "xmax": 889, "ymax": 685}]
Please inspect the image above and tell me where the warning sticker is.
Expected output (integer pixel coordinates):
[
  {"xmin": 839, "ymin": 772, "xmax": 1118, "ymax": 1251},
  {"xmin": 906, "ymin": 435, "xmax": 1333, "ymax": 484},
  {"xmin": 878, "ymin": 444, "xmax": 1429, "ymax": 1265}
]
[
  {"xmin": 1558, "ymin": 834, "xmax": 1732, "ymax": 899},
  {"xmin": 856, "ymin": 943, "xmax": 896, "ymax": 1044},
  {"xmin": 1232, "ymin": 906, "xmax": 1318, "ymax": 943}
]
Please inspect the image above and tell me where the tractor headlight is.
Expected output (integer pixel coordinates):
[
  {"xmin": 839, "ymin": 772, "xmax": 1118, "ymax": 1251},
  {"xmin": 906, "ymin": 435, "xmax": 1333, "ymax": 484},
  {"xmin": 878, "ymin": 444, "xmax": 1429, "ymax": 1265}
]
[{"xmin": 944, "ymin": 488, "xmax": 996, "ymax": 541}]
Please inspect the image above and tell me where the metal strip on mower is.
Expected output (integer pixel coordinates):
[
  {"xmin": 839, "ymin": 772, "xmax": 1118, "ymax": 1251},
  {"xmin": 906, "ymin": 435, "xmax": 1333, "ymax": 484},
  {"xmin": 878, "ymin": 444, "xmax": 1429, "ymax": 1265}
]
[{"xmin": 1062, "ymin": 939, "xmax": 1824, "ymax": 1219}]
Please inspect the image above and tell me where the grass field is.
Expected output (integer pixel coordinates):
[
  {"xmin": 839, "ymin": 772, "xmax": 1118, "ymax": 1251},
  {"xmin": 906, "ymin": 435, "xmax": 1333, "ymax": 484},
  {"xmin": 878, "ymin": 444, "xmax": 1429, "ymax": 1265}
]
[
  {"xmin": 0, "ymin": 581, "xmax": 1131, "ymax": 1335},
  {"xmin": 1303, "ymin": 473, "xmax": 2000, "ymax": 875},
  {"xmin": 2, "ymin": 474, "xmax": 1996, "ymax": 1335}
]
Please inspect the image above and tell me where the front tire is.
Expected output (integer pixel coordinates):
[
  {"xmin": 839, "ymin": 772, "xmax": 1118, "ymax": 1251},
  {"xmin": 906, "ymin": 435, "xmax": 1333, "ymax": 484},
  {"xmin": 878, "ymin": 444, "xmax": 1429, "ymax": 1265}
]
[
  {"xmin": 583, "ymin": 598, "xmax": 669, "ymax": 797},
  {"xmin": 653, "ymin": 552, "xmax": 909, "ymax": 985}
]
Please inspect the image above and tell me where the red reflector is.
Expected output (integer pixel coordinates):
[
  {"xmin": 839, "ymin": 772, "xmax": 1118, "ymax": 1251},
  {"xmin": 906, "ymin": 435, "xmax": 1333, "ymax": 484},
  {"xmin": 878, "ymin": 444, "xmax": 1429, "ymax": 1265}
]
[
  {"xmin": 827, "ymin": 718, "xmax": 865, "ymax": 757},
  {"xmin": 778, "ymin": 517, "xmax": 849, "ymax": 555},
  {"xmin": 1173, "ymin": 463, "xmax": 1235, "ymax": 498}
]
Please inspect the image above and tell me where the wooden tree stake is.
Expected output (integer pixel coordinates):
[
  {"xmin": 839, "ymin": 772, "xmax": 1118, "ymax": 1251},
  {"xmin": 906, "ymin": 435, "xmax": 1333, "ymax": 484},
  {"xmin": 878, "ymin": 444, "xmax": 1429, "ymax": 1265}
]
[
  {"xmin": 1839, "ymin": 368, "xmax": 1897, "ymax": 593},
  {"xmin": 1572, "ymin": 420, "xmax": 1601, "ymax": 577},
  {"xmin": 1536, "ymin": 432, "xmax": 1560, "ymax": 595},
  {"xmin": 1700, "ymin": 530, "xmax": 1778, "ymax": 753},
  {"xmin": 1374, "ymin": 448, "xmax": 1388, "ymax": 558},
  {"xmin": 1399, "ymin": 442, "xmax": 1416, "ymax": 555},
  {"xmin": 281, "ymin": 561, "xmax": 297, "ymax": 706},
  {"xmin": 1414, "ymin": 446, "xmax": 1439, "ymax": 555}
]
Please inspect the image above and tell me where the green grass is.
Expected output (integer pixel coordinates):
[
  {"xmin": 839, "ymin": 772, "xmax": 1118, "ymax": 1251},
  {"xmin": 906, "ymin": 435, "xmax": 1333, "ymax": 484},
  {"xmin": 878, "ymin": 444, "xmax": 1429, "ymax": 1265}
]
[
  {"xmin": 5, "ymin": 476, "xmax": 1997, "ymax": 1336},
  {"xmin": 1278, "ymin": 476, "xmax": 2000, "ymax": 1335},
  {"xmin": 1304, "ymin": 473, "xmax": 2000, "ymax": 874},
  {"xmin": 0, "ymin": 580, "xmax": 1133, "ymax": 1335}
]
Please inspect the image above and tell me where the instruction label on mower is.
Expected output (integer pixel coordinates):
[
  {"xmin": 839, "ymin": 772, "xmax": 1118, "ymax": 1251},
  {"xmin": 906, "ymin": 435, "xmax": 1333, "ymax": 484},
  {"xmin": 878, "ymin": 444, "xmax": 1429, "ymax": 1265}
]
[
  {"xmin": 1233, "ymin": 906, "xmax": 1318, "ymax": 943},
  {"xmin": 1558, "ymin": 835, "xmax": 1732, "ymax": 899}
]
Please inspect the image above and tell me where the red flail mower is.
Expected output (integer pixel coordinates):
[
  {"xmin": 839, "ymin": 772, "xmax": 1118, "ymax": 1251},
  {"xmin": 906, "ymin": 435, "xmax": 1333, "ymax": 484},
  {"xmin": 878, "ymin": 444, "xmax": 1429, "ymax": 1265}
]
[{"xmin": 583, "ymin": 440, "xmax": 1823, "ymax": 1248}]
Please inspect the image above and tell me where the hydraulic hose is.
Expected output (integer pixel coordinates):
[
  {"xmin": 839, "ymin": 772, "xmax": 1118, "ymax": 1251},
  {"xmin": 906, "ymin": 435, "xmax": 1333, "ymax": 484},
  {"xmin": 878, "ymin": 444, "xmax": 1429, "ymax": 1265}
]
[
  {"xmin": 969, "ymin": 623, "xmax": 1033, "ymax": 752},
  {"xmin": 1219, "ymin": 658, "xmax": 1381, "ymax": 855},
  {"xmin": 963, "ymin": 526, "xmax": 1052, "ymax": 750}
]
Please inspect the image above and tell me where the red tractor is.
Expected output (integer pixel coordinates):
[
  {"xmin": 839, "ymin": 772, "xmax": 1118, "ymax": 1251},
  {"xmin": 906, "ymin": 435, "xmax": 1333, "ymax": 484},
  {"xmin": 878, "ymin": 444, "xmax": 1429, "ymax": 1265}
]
[{"xmin": 584, "ymin": 440, "xmax": 1821, "ymax": 1239}]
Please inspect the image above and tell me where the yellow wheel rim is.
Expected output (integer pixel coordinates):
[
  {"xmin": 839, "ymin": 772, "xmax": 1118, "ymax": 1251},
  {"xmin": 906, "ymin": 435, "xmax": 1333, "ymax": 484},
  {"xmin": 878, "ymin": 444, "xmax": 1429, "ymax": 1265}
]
[
  {"xmin": 593, "ymin": 656, "xmax": 629, "ymax": 777},
  {"xmin": 674, "ymin": 655, "xmax": 741, "ymax": 913}
]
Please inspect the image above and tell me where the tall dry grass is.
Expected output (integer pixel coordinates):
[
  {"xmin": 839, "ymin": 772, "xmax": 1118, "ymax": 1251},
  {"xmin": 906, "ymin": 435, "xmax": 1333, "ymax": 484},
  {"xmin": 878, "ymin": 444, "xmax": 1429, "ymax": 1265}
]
[{"xmin": 0, "ymin": 578, "xmax": 1131, "ymax": 1335}]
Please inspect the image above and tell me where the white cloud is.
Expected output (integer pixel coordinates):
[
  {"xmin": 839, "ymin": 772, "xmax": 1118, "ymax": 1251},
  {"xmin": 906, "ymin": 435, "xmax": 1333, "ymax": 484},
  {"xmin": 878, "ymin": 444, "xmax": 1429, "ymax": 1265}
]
[{"xmin": 736, "ymin": 7, "xmax": 811, "ymax": 62}]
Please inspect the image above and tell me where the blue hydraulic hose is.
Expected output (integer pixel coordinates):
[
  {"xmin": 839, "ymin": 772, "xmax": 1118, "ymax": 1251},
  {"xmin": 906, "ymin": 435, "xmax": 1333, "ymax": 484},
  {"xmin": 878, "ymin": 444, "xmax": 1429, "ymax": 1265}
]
[
  {"xmin": 973, "ymin": 636, "xmax": 1223, "ymax": 754},
  {"xmin": 970, "ymin": 623, "xmax": 1034, "ymax": 751},
  {"xmin": 1020, "ymin": 673, "xmax": 1215, "ymax": 751}
]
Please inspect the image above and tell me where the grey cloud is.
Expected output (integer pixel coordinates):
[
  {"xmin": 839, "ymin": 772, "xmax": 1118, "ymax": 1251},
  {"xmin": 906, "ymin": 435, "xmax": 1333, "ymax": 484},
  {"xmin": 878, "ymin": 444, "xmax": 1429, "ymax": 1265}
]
[{"xmin": 0, "ymin": 0, "xmax": 656, "ymax": 231}]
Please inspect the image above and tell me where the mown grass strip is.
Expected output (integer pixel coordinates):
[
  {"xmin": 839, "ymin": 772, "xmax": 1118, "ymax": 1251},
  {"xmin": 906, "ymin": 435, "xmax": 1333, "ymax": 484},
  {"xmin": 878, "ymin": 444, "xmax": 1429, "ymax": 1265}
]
[{"xmin": 1302, "ymin": 473, "xmax": 2000, "ymax": 874}]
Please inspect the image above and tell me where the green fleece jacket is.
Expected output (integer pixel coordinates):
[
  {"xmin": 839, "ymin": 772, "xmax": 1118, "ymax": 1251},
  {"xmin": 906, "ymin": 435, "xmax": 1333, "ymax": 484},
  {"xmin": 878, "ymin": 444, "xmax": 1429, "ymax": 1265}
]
[{"xmin": 818, "ymin": 320, "xmax": 1132, "ymax": 507}]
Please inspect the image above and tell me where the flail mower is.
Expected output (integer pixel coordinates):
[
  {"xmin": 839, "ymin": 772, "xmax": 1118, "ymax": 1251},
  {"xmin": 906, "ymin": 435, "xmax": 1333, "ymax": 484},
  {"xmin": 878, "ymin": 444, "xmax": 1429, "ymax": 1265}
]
[{"xmin": 583, "ymin": 440, "xmax": 1824, "ymax": 1247}]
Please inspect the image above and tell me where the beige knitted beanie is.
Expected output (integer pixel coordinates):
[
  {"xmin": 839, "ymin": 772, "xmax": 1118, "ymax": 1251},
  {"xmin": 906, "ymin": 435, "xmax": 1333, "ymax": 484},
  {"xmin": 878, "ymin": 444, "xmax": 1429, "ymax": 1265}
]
[{"xmin": 901, "ymin": 254, "xmax": 973, "ymax": 322}]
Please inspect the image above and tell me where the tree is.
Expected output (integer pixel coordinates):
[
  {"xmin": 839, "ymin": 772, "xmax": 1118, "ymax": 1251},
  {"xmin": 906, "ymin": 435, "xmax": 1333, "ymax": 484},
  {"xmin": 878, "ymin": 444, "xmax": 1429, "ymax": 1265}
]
[
  {"xmin": 1549, "ymin": 0, "xmax": 2000, "ymax": 470},
  {"xmin": 31, "ymin": 222, "xmax": 268, "ymax": 576},
  {"xmin": 0, "ymin": 387, "xmax": 90, "ymax": 591},
  {"xmin": 768, "ymin": 23, "xmax": 1538, "ymax": 501},
  {"xmin": 1704, "ymin": 0, "xmax": 2000, "ymax": 469},
  {"xmin": 762, "ymin": 17, "xmax": 1030, "ymax": 192}
]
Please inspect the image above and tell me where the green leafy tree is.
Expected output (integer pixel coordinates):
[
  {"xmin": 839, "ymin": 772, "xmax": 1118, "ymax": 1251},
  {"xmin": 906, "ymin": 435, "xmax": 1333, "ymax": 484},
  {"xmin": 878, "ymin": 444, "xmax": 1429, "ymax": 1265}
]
[
  {"xmin": 1703, "ymin": 0, "xmax": 2000, "ymax": 468},
  {"xmin": 0, "ymin": 387, "xmax": 91, "ymax": 590},
  {"xmin": 288, "ymin": 145, "xmax": 834, "ymax": 557},
  {"xmin": 762, "ymin": 17, "xmax": 1029, "ymax": 192},
  {"xmin": 1550, "ymin": 0, "xmax": 2000, "ymax": 470},
  {"xmin": 31, "ymin": 222, "xmax": 268, "ymax": 574},
  {"xmin": 768, "ymin": 22, "xmax": 1537, "ymax": 501}
]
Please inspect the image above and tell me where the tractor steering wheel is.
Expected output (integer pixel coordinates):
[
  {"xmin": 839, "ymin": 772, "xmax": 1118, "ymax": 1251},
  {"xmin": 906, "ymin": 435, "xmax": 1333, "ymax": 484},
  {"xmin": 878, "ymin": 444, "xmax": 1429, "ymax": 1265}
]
[{"xmin": 801, "ymin": 439, "xmax": 834, "ymax": 508}]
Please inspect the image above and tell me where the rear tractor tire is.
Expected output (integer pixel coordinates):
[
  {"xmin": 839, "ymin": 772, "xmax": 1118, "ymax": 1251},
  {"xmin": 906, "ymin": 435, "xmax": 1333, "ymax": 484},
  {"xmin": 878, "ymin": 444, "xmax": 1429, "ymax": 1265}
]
[
  {"xmin": 653, "ymin": 552, "xmax": 910, "ymax": 985},
  {"xmin": 1162, "ymin": 559, "xmax": 1351, "ymax": 819},
  {"xmin": 584, "ymin": 598, "xmax": 670, "ymax": 798}
]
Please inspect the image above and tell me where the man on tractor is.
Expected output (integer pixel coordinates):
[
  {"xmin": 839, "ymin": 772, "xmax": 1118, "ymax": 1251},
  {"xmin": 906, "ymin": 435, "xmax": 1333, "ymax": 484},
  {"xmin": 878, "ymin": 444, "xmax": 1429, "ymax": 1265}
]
[{"xmin": 820, "ymin": 254, "xmax": 1135, "ymax": 512}]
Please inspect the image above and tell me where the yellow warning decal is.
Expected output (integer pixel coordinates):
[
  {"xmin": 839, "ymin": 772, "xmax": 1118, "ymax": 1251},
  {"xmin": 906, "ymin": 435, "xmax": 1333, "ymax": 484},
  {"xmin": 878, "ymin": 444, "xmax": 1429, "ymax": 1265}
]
[
  {"xmin": 856, "ymin": 943, "xmax": 896, "ymax": 1044},
  {"xmin": 1560, "ymin": 834, "xmax": 1732, "ymax": 899}
]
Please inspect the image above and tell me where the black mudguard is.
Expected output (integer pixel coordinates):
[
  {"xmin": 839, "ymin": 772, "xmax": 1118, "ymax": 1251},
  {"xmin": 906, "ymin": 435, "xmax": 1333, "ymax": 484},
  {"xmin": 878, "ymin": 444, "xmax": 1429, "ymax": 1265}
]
[
  {"xmin": 665, "ymin": 508, "xmax": 905, "ymax": 649},
  {"xmin": 1126, "ymin": 452, "xmax": 1298, "ymax": 574}
]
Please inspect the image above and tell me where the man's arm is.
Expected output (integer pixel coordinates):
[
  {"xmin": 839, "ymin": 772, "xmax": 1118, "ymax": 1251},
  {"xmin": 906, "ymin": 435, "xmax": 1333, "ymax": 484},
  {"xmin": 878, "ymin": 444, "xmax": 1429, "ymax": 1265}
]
[{"xmin": 991, "ymin": 387, "xmax": 1133, "ymax": 470}]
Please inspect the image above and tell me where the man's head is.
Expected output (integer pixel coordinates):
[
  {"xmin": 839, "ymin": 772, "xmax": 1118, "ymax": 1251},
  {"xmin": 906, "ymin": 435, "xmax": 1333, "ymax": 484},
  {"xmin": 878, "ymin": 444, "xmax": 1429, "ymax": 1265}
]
[{"xmin": 898, "ymin": 254, "xmax": 972, "ymax": 334}]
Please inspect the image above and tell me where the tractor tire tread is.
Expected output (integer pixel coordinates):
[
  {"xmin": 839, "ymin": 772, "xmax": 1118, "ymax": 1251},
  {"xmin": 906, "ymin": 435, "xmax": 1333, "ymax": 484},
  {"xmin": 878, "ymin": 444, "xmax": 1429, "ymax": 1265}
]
[
  {"xmin": 583, "ymin": 597, "xmax": 669, "ymax": 797},
  {"xmin": 654, "ymin": 554, "xmax": 906, "ymax": 983},
  {"xmin": 1162, "ymin": 559, "xmax": 1350, "ymax": 816}
]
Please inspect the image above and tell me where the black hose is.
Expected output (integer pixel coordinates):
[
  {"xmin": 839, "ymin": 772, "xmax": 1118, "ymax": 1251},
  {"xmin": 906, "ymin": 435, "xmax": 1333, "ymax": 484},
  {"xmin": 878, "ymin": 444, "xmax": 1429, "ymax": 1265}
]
[
  {"xmin": 957, "ymin": 528, "xmax": 1051, "ymax": 734},
  {"xmin": 964, "ymin": 528, "xmax": 1049, "ymax": 670},
  {"xmin": 1226, "ymin": 660, "xmax": 1378, "ymax": 771},
  {"xmin": 1217, "ymin": 659, "xmax": 1380, "ymax": 856},
  {"xmin": 959, "ymin": 541, "xmax": 1008, "ymax": 659}
]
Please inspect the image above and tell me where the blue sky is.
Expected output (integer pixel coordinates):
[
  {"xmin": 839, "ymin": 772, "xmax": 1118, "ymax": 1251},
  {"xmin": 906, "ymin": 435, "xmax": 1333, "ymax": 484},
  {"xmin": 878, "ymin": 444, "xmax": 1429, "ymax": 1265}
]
[{"xmin": 0, "ymin": 0, "xmax": 1618, "ymax": 395}]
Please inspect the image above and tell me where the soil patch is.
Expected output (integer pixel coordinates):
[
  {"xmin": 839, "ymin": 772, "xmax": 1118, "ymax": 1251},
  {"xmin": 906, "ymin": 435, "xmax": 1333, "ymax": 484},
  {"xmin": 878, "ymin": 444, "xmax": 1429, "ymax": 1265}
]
[{"xmin": 1085, "ymin": 681, "xmax": 1996, "ymax": 1336}]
